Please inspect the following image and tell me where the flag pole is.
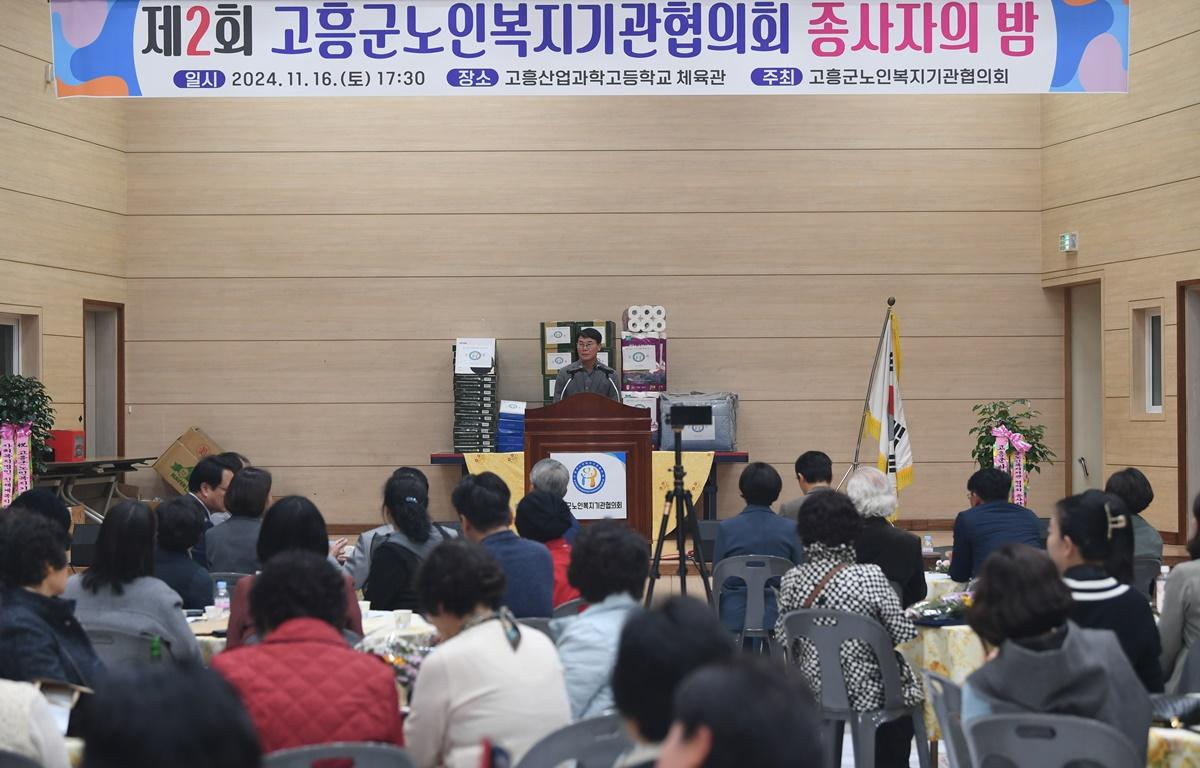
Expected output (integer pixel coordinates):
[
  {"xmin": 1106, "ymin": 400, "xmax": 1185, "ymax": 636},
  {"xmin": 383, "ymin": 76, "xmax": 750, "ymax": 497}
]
[{"xmin": 836, "ymin": 296, "xmax": 896, "ymax": 491}]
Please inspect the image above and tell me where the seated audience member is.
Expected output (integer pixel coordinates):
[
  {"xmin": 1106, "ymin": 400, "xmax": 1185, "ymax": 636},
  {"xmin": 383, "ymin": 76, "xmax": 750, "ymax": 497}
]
[
  {"xmin": 554, "ymin": 521, "xmax": 649, "ymax": 719},
  {"xmin": 948, "ymin": 468, "xmax": 1044, "ymax": 583},
  {"xmin": 778, "ymin": 450, "xmax": 833, "ymax": 521},
  {"xmin": 405, "ymin": 540, "xmax": 569, "ymax": 767},
  {"xmin": 225, "ymin": 496, "xmax": 362, "ymax": 649},
  {"xmin": 213, "ymin": 551, "xmax": 403, "ymax": 754},
  {"xmin": 712, "ymin": 462, "xmax": 802, "ymax": 635},
  {"xmin": 657, "ymin": 658, "xmax": 823, "ymax": 768},
  {"xmin": 0, "ymin": 679, "xmax": 71, "ymax": 768},
  {"xmin": 0, "ymin": 512, "xmax": 104, "ymax": 687},
  {"xmin": 529, "ymin": 458, "xmax": 581, "ymax": 544},
  {"xmin": 154, "ymin": 498, "xmax": 214, "ymax": 610},
  {"xmin": 610, "ymin": 597, "xmax": 734, "ymax": 768},
  {"xmin": 1048, "ymin": 489, "xmax": 1164, "ymax": 692},
  {"xmin": 343, "ymin": 467, "xmax": 441, "ymax": 589},
  {"xmin": 9, "ymin": 487, "xmax": 72, "ymax": 536},
  {"xmin": 64, "ymin": 501, "xmax": 200, "ymax": 663},
  {"xmin": 186, "ymin": 455, "xmax": 238, "ymax": 566},
  {"xmin": 1161, "ymin": 493, "xmax": 1200, "ymax": 690},
  {"xmin": 82, "ymin": 663, "xmax": 260, "ymax": 768},
  {"xmin": 962, "ymin": 543, "xmax": 1151, "ymax": 763},
  {"xmin": 775, "ymin": 491, "xmax": 922, "ymax": 768},
  {"xmin": 515, "ymin": 490, "xmax": 581, "ymax": 608},
  {"xmin": 452, "ymin": 472, "xmax": 554, "ymax": 618},
  {"xmin": 848, "ymin": 467, "xmax": 927, "ymax": 607},
  {"xmin": 204, "ymin": 467, "xmax": 271, "ymax": 574},
  {"xmin": 364, "ymin": 471, "xmax": 454, "ymax": 611},
  {"xmin": 1106, "ymin": 467, "xmax": 1163, "ymax": 564}
]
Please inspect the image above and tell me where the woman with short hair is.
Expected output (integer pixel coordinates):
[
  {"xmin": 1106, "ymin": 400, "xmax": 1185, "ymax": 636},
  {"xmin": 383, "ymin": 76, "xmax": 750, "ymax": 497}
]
[
  {"xmin": 774, "ymin": 491, "xmax": 922, "ymax": 768},
  {"xmin": 846, "ymin": 467, "xmax": 926, "ymax": 607},
  {"xmin": 65, "ymin": 500, "xmax": 200, "ymax": 663},
  {"xmin": 0, "ymin": 512, "xmax": 104, "ymax": 687},
  {"xmin": 224, "ymin": 496, "xmax": 363, "ymax": 649},
  {"xmin": 962, "ymin": 543, "xmax": 1151, "ymax": 763},
  {"xmin": 404, "ymin": 540, "xmax": 570, "ymax": 768},
  {"xmin": 203, "ymin": 466, "xmax": 272, "ymax": 574},
  {"xmin": 154, "ymin": 497, "xmax": 214, "ymax": 609}
]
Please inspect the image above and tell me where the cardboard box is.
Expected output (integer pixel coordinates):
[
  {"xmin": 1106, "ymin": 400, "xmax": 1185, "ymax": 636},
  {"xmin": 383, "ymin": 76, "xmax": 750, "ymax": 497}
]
[{"xmin": 152, "ymin": 428, "xmax": 223, "ymax": 495}]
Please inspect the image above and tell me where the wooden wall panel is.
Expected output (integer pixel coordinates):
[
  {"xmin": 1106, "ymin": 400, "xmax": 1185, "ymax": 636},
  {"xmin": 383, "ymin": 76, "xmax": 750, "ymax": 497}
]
[
  {"xmin": 125, "ymin": 95, "xmax": 1039, "ymax": 153},
  {"xmin": 128, "ymin": 211, "xmax": 1042, "ymax": 279},
  {"xmin": 1104, "ymin": 325, "xmax": 1178, "ymax": 400},
  {"xmin": 1129, "ymin": 0, "xmax": 1200, "ymax": 54},
  {"xmin": 1101, "ymin": 253, "xmax": 1199, "ymax": 329},
  {"xmin": 1104, "ymin": 397, "xmax": 1179, "ymax": 468},
  {"xmin": 0, "ymin": 47, "xmax": 125, "ymax": 151},
  {"xmin": 1043, "ymin": 106, "xmax": 1200, "ymax": 210},
  {"xmin": 0, "ymin": 120, "xmax": 125, "ymax": 214},
  {"xmin": 1104, "ymin": 463, "xmax": 1181, "ymax": 534},
  {"xmin": 0, "ymin": 190, "xmax": 125, "ymax": 278},
  {"xmin": 0, "ymin": 0, "xmax": 53, "ymax": 61},
  {"xmin": 40, "ymin": 334, "xmax": 83, "ymax": 406},
  {"xmin": 126, "ymin": 273, "xmax": 1060, "ymax": 342},
  {"xmin": 1042, "ymin": 33, "xmax": 1200, "ymax": 148},
  {"xmin": 128, "ymin": 149, "xmax": 1039, "ymax": 215},
  {"xmin": 1042, "ymin": 181, "xmax": 1200, "ymax": 277},
  {"xmin": 2, "ymin": 262, "xmax": 125, "ymax": 337}
]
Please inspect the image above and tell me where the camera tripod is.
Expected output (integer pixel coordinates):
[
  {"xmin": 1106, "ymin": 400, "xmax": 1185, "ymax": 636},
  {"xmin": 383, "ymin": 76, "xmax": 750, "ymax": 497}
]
[{"xmin": 644, "ymin": 425, "xmax": 713, "ymax": 606}]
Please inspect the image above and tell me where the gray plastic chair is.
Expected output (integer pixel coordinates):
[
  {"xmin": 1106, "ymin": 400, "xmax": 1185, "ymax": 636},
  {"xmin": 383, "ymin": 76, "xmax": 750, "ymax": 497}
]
[
  {"xmin": 264, "ymin": 742, "xmax": 415, "ymax": 767},
  {"xmin": 779, "ymin": 609, "xmax": 931, "ymax": 768},
  {"xmin": 552, "ymin": 598, "xmax": 587, "ymax": 618},
  {"xmin": 712, "ymin": 555, "xmax": 794, "ymax": 651},
  {"xmin": 514, "ymin": 714, "xmax": 633, "ymax": 768},
  {"xmin": 888, "ymin": 580, "xmax": 905, "ymax": 603},
  {"xmin": 1175, "ymin": 640, "xmax": 1200, "ymax": 693},
  {"xmin": 965, "ymin": 714, "xmax": 1140, "ymax": 768},
  {"xmin": 210, "ymin": 571, "xmax": 251, "ymax": 600},
  {"xmin": 924, "ymin": 672, "xmax": 970, "ymax": 768},
  {"xmin": 85, "ymin": 626, "xmax": 172, "ymax": 668},
  {"xmin": 518, "ymin": 617, "xmax": 553, "ymax": 637},
  {"xmin": 0, "ymin": 750, "xmax": 43, "ymax": 768},
  {"xmin": 1131, "ymin": 557, "xmax": 1161, "ymax": 601}
]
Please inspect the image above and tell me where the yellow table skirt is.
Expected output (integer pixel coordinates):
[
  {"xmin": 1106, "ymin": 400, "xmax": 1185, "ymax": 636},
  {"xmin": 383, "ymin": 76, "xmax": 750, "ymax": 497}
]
[{"xmin": 462, "ymin": 451, "xmax": 715, "ymax": 544}]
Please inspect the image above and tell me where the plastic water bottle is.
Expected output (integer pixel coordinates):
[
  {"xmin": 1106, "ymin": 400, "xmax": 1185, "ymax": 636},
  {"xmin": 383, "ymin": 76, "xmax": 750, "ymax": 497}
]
[
  {"xmin": 1156, "ymin": 566, "xmax": 1170, "ymax": 614},
  {"xmin": 214, "ymin": 581, "xmax": 231, "ymax": 615},
  {"xmin": 922, "ymin": 535, "xmax": 934, "ymax": 554}
]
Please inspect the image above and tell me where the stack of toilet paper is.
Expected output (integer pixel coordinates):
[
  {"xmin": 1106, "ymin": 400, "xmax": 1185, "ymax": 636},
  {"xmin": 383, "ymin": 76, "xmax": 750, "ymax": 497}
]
[{"xmin": 623, "ymin": 305, "xmax": 667, "ymax": 334}]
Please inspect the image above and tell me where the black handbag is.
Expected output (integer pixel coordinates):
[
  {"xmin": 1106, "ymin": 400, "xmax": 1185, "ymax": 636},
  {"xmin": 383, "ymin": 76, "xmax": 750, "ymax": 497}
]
[{"xmin": 1150, "ymin": 693, "xmax": 1200, "ymax": 729}]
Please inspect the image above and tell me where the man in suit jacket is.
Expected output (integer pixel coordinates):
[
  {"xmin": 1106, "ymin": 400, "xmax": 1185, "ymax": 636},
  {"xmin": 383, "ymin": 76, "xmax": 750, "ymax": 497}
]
[
  {"xmin": 846, "ymin": 467, "xmax": 927, "ymax": 607},
  {"xmin": 713, "ymin": 463, "xmax": 803, "ymax": 636},
  {"xmin": 185, "ymin": 455, "xmax": 236, "ymax": 566},
  {"xmin": 948, "ymin": 468, "xmax": 1044, "ymax": 583},
  {"xmin": 778, "ymin": 451, "xmax": 834, "ymax": 522}
]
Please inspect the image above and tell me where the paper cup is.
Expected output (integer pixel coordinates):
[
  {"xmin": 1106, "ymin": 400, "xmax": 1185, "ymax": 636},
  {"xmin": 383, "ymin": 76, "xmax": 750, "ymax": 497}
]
[
  {"xmin": 358, "ymin": 600, "xmax": 371, "ymax": 616},
  {"xmin": 395, "ymin": 609, "xmax": 413, "ymax": 628}
]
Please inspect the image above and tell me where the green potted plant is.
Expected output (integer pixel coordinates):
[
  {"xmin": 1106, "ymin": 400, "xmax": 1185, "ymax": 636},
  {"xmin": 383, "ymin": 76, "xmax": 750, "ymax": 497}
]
[
  {"xmin": 969, "ymin": 399, "xmax": 1056, "ymax": 478},
  {"xmin": 0, "ymin": 375, "xmax": 57, "ymax": 475}
]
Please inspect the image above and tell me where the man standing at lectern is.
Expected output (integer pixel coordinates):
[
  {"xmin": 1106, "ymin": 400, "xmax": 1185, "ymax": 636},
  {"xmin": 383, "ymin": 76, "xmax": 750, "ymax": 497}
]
[{"xmin": 553, "ymin": 328, "xmax": 620, "ymax": 403}]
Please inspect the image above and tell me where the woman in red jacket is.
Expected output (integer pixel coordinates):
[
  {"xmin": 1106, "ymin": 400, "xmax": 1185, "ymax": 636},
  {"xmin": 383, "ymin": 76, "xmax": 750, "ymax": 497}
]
[
  {"xmin": 212, "ymin": 550, "xmax": 403, "ymax": 754},
  {"xmin": 515, "ymin": 491, "xmax": 581, "ymax": 609}
]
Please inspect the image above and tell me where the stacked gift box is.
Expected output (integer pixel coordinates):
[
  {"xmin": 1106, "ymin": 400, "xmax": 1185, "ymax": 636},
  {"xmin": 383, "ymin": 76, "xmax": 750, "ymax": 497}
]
[
  {"xmin": 496, "ymin": 401, "xmax": 526, "ymax": 453},
  {"xmin": 452, "ymin": 338, "xmax": 498, "ymax": 453},
  {"xmin": 619, "ymin": 305, "xmax": 669, "ymax": 446},
  {"xmin": 539, "ymin": 320, "xmax": 617, "ymax": 406}
]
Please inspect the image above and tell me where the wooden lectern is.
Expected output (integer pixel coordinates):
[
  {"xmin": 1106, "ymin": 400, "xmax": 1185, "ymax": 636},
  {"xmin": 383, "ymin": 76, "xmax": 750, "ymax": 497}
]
[{"xmin": 524, "ymin": 393, "xmax": 653, "ymax": 540}]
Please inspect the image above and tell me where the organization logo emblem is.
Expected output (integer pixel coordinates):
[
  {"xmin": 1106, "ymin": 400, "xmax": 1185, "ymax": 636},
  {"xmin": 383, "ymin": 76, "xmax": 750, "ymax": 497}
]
[{"xmin": 572, "ymin": 461, "xmax": 606, "ymax": 494}]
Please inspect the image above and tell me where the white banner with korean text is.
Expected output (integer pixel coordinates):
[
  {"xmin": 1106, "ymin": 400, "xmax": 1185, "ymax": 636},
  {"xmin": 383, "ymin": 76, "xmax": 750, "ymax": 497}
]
[{"xmin": 51, "ymin": 0, "xmax": 1129, "ymax": 97}]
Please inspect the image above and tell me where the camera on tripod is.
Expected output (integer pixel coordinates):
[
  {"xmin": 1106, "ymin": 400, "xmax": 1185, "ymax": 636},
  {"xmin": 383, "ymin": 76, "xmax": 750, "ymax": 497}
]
[{"xmin": 664, "ymin": 404, "xmax": 713, "ymax": 430}]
